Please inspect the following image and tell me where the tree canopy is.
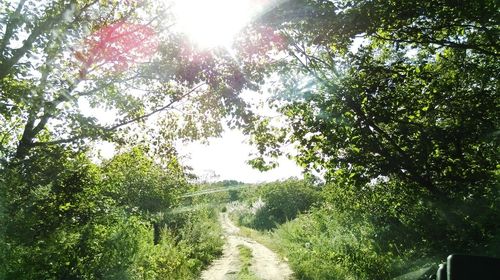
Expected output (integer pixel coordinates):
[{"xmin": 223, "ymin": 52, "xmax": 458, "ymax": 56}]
[
  {"xmin": 239, "ymin": 0, "xmax": 499, "ymax": 196},
  {"xmin": 0, "ymin": 0, "xmax": 255, "ymax": 164}
]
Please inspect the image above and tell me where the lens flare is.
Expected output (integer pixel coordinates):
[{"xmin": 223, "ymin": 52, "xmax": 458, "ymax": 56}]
[{"xmin": 76, "ymin": 21, "xmax": 158, "ymax": 77}]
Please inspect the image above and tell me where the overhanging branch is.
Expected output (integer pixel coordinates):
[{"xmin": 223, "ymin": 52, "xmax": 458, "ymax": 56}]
[
  {"xmin": 105, "ymin": 83, "xmax": 205, "ymax": 131},
  {"xmin": 29, "ymin": 83, "xmax": 206, "ymax": 148}
]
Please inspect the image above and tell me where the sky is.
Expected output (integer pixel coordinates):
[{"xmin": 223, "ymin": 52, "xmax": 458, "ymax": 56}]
[
  {"xmin": 88, "ymin": 0, "xmax": 303, "ymax": 183},
  {"xmin": 176, "ymin": 129, "xmax": 303, "ymax": 183},
  {"xmin": 94, "ymin": 129, "xmax": 303, "ymax": 184},
  {"xmin": 171, "ymin": 0, "xmax": 281, "ymax": 48}
]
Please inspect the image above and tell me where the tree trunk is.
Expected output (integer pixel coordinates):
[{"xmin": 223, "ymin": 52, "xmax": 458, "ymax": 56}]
[
  {"xmin": 153, "ymin": 222, "xmax": 160, "ymax": 245},
  {"xmin": 15, "ymin": 117, "xmax": 36, "ymax": 160}
]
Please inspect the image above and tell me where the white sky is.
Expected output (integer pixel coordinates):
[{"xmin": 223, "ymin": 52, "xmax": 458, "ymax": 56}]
[
  {"xmin": 176, "ymin": 129, "xmax": 302, "ymax": 183},
  {"xmin": 169, "ymin": 0, "xmax": 303, "ymax": 182},
  {"xmin": 172, "ymin": 0, "xmax": 260, "ymax": 48},
  {"xmin": 84, "ymin": 85, "xmax": 303, "ymax": 183}
]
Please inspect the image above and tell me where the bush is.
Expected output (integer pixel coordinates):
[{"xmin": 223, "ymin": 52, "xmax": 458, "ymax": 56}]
[
  {"xmin": 269, "ymin": 175, "xmax": 500, "ymax": 280},
  {"xmin": 1, "ymin": 146, "xmax": 224, "ymax": 279},
  {"xmin": 173, "ymin": 206, "xmax": 224, "ymax": 272},
  {"xmin": 273, "ymin": 207, "xmax": 398, "ymax": 280},
  {"xmin": 239, "ymin": 179, "xmax": 321, "ymax": 230}
]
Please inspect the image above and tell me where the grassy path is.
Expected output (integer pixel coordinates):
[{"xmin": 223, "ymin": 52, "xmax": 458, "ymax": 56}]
[{"xmin": 200, "ymin": 213, "xmax": 293, "ymax": 280}]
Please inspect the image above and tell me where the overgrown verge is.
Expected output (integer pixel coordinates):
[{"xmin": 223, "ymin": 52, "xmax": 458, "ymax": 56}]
[
  {"xmin": 271, "ymin": 207, "xmax": 400, "ymax": 280},
  {"xmin": 0, "ymin": 146, "xmax": 223, "ymax": 279},
  {"xmin": 232, "ymin": 177, "xmax": 500, "ymax": 280},
  {"xmin": 234, "ymin": 179, "xmax": 321, "ymax": 230}
]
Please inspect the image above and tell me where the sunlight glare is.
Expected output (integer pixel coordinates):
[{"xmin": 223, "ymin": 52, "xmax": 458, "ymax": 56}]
[{"xmin": 173, "ymin": 0, "xmax": 260, "ymax": 48}]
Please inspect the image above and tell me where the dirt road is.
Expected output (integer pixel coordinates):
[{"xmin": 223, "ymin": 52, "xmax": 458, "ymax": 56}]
[{"xmin": 200, "ymin": 213, "xmax": 294, "ymax": 280}]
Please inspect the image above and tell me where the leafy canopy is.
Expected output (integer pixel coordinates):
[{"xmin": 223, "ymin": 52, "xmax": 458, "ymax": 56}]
[
  {"xmin": 238, "ymin": 0, "xmax": 499, "ymax": 196},
  {"xmin": 0, "ymin": 0, "xmax": 255, "ymax": 164}
]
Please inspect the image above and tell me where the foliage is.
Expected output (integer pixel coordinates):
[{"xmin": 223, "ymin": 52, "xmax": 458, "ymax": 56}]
[
  {"xmin": 273, "ymin": 207, "xmax": 401, "ymax": 280},
  {"xmin": 101, "ymin": 146, "xmax": 187, "ymax": 215},
  {"xmin": 0, "ymin": 0, "xmax": 254, "ymax": 164},
  {"xmin": 271, "ymin": 180, "xmax": 500, "ymax": 280},
  {"xmin": 236, "ymin": 179, "xmax": 321, "ymax": 230},
  {"xmin": 130, "ymin": 205, "xmax": 224, "ymax": 280},
  {"xmin": 0, "ymin": 146, "xmax": 223, "ymax": 279},
  {"xmin": 235, "ymin": 174, "xmax": 499, "ymax": 279},
  {"xmin": 242, "ymin": 0, "xmax": 499, "ymax": 194},
  {"xmin": 322, "ymin": 175, "xmax": 500, "ymax": 257},
  {"xmin": 232, "ymin": 0, "xmax": 500, "ymax": 277},
  {"xmin": 0, "ymin": 1, "xmax": 247, "ymax": 277},
  {"xmin": 185, "ymin": 180, "xmax": 247, "ymax": 207},
  {"xmin": 171, "ymin": 206, "xmax": 224, "ymax": 272},
  {"xmin": 1, "ymin": 0, "xmax": 499, "ymax": 278}
]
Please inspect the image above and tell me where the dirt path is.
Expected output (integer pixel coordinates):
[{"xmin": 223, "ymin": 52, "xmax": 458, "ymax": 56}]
[{"xmin": 200, "ymin": 213, "xmax": 294, "ymax": 280}]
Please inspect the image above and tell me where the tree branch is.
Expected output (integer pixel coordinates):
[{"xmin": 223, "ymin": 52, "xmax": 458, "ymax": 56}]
[
  {"xmin": 28, "ymin": 84, "xmax": 206, "ymax": 149},
  {"xmin": 0, "ymin": 6, "xmax": 67, "ymax": 79},
  {"xmin": 286, "ymin": 42, "xmax": 440, "ymax": 193},
  {"xmin": 372, "ymin": 33, "xmax": 500, "ymax": 57},
  {"xmin": 106, "ymin": 83, "xmax": 205, "ymax": 131},
  {"xmin": 0, "ymin": 0, "xmax": 28, "ymax": 57},
  {"xmin": 30, "ymin": 136, "xmax": 84, "ymax": 147}
]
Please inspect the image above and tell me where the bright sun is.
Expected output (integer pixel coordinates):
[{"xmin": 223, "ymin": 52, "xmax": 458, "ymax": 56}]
[{"xmin": 172, "ymin": 0, "xmax": 263, "ymax": 48}]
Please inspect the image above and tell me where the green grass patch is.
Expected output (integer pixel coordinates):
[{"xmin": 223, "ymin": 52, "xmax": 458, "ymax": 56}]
[
  {"xmin": 238, "ymin": 226, "xmax": 284, "ymax": 255},
  {"xmin": 237, "ymin": 245, "xmax": 259, "ymax": 280},
  {"xmin": 229, "ymin": 213, "xmax": 291, "ymax": 264}
]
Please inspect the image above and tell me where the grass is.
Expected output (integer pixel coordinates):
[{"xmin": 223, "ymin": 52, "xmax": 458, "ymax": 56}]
[
  {"xmin": 238, "ymin": 225, "xmax": 290, "ymax": 260},
  {"xmin": 228, "ymin": 213, "xmax": 291, "ymax": 263},
  {"xmin": 237, "ymin": 244, "xmax": 259, "ymax": 280}
]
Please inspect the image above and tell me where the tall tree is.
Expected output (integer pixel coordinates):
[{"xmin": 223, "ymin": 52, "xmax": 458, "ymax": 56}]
[
  {"xmin": 230, "ymin": 1, "xmax": 500, "ymax": 269},
  {"xmin": 0, "ymin": 0, "xmax": 253, "ymax": 164},
  {"xmin": 238, "ymin": 0, "xmax": 499, "ymax": 196}
]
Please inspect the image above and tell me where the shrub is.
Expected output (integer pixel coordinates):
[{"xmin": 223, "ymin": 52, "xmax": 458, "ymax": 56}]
[
  {"xmin": 273, "ymin": 207, "xmax": 400, "ymax": 280},
  {"xmin": 174, "ymin": 206, "xmax": 224, "ymax": 271},
  {"xmin": 1, "ymin": 147, "xmax": 224, "ymax": 279},
  {"xmin": 270, "ymin": 175, "xmax": 500, "ymax": 280},
  {"xmin": 242, "ymin": 179, "xmax": 321, "ymax": 230}
]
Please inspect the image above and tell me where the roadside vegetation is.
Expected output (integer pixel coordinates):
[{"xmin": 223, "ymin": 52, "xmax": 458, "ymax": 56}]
[
  {"xmin": 228, "ymin": 0, "xmax": 500, "ymax": 279},
  {"xmin": 231, "ymin": 177, "xmax": 500, "ymax": 279},
  {"xmin": 0, "ymin": 146, "xmax": 224, "ymax": 279},
  {"xmin": 234, "ymin": 179, "xmax": 322, "ymax": 230}
]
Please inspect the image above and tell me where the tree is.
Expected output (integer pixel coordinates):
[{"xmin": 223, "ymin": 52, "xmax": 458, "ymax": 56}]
[
  {"xmin": 0, "ymin": 0, "xmax": 254, "ymax": 164},
  {"xmin": 238, "ymin": 0, "xmax": 499, "ymax": 196},
  {"xmin": 101, "ymin": 146, "xmax": 186, "ymax": 213},
  {"xmin": 0, "ymin": 1, "xmax": 255, "ymax": 277},
  {"xmin": 234, "ymin": 0, "xmax": 500, "ymax": 261},
  {"xmin": 253, "ymin": 179, "xmax": 321, "ymax": 229},
  {"xmin": 0, "ymin": 144, "xmax": 208, "ymax": 279}
]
